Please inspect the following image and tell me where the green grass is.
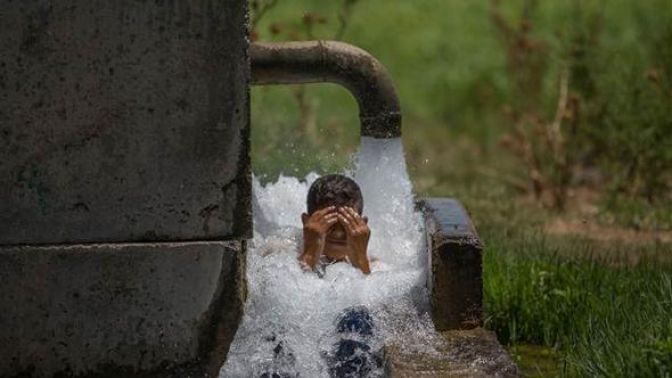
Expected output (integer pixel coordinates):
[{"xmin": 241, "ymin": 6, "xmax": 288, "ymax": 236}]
[
  {"xmin": 447, "ymin": 174, "xmax": 672, "ymax": 376},
  {"xmin": 480, "ymin": 217, "xmax": 672, "ymax": 377},
  {"xmin": 508, "ymin": 344, "xmax": 559, "ymax": 377}
]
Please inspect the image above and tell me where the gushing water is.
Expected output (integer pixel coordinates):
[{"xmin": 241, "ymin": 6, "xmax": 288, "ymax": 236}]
[{"xmin": 219, "ymin": 138, "xmax": 441, "ymax": 377}]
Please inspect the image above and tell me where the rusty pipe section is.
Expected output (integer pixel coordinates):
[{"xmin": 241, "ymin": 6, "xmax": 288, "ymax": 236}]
[{"xmin": 249, "ymin": 41, "xmax": 401, "ymax": 138}]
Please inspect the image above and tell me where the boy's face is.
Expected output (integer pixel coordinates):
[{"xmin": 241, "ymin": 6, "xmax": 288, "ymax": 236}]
[
  {"xmin": 304, "ymin": 202, "xmax": 362, "ymax": 261},
  {"xmin": 322, "ymin": 206, "xmax": 351, "ymax": 260},
  {"xmin": 325, "ymin": 218, "xmax": 347, "ymax": 245}
]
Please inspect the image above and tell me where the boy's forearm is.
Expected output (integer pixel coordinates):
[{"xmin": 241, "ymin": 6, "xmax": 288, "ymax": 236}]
[
  {"xmin": 299, "ymin": 234, "xmax": 322, "ymax": 270},
  {"xmin": 298, "ymin": 249, "xmax": 318, "ymax": 269},
  {"xmin": 351, "ymin": 252, "xmax": 371, "ymax": 275},
  {"xmin": 355, "ymin": 260, "xmax": 371, "ymax": 275}
]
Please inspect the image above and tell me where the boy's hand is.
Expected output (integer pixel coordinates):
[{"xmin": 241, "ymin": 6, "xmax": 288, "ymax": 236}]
[
  {"xmin": 337, "ymin": 206, "xmax": 371, "ymax": 274},
  {"xmin": 303, "ymin": 206, "xmax": 338, "ymax": 237},
  {"xmin": 299, "ymin": 206, "xmax": 337, "ymax": 269}
]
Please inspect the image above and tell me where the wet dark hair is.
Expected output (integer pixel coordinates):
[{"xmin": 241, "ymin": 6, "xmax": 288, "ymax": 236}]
[{"xmin": 307, "ymin": 174, "xmax": 363, "ymax": 214}]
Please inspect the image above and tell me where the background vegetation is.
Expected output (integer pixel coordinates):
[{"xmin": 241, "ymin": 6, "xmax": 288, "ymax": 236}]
[{"xmin": 248, "ymin": 0, "xmax": 672, "ymax": 376}]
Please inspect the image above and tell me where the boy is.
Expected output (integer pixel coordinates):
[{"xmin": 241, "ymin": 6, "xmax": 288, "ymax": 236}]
[
  {"xmin": 260, "ymin": 175, "xmax": 379, "ymax": 378},
  {"xmin": 298, "ymin": 174, "xmax": 372, "ymax": 275}
]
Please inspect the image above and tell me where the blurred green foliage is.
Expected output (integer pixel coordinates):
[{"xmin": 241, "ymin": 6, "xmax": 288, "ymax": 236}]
[{"xmin": 249, "ymin": 0, "xmax": 671, "ymax": 206}]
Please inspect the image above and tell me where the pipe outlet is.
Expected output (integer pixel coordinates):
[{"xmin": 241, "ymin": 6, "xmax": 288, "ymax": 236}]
[{"xmin": 249, "ymin": 41, "xmax": 402, "ymax": 139}]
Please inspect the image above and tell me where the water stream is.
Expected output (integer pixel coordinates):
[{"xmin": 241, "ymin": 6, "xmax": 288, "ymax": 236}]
[{"xmin": 219, "ymin": 138, "xmax": 443, "ymax": 377}]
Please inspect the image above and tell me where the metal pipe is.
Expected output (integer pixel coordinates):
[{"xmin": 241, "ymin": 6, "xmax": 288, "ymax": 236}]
[{"xmin": 249, "ymin": 41, "xmax": 401, "ymax": 138}]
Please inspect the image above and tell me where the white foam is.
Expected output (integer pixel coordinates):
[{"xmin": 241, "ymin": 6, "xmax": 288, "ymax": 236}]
[{"xmin": 219, "ymin": 137, "xmax": 435, "ymax": 378}]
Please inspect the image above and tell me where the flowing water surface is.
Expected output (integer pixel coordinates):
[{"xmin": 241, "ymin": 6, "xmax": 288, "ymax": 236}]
[{"xmin": 219, "ymin": 138, "xmax": 443, "ymax": 377}]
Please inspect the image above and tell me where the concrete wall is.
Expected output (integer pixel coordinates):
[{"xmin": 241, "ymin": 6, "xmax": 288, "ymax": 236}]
[
  {"xmin": 0, "ymin": 242, "xmax": 245, "ymax": 377},
  {"xmin": 0, "ymin": 1, "xmax": 251, "ymax": 376},
  {"xmin": 0, "ymin": 0, "xmax": 251, "ymax": 244}
]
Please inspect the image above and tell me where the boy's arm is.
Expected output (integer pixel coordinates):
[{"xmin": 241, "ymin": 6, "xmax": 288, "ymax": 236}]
[
  {"xmin": 349, "ymin": 249, "xmax": 371, "ymax": 275},
  {"xmin": 338, "ymin": 207, "xmax": 371, "ymax": 275},
  {"xmin": 298, "ymin": 230, "xmax": 322, "ymax": 270},
  {"xmin": 299, "ymin": 206, "xmax": 337, "ymax": 270}
]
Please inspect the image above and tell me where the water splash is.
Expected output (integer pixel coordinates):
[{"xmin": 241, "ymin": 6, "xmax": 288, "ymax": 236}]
[{"xmin": 219, "ymin": 138, "xmax": 436, "ymax": 377}]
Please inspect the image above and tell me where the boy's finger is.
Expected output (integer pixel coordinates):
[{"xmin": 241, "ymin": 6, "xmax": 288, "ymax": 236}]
[
  {"xmin": 337, "ymin": 214, "xmax": 353, "ymax": 231},
  {"xmin": 339, "ymin": 206, "xmax": 355, "ymax": 220},
  {"xmin": 313, "ymin": 206, "xmax": 336, "ymax": 219},
  {"xmin": 338, "ymin": 210, "xmax": 355, "ymax": 228},
  {"xmin": 351, "ymin": 208, "xmax": 365, "ymax": 226},
  {"xmin": 337, "ymin": 213, "xmax": 350, "ymax": 225},
  {"xmin": 338, "ymin": 214, "xmax": 357, "ymax": 235},
  {"xmin": 344, "ymin": 207, "xmax": 362, "ymax": 225},
  {"xmin": 318, "ymin": 206, "xmax": 336, "ymax": 214},
  {"xmin": 322, "ymin": 215, "xmax": 338, "ymax": 227}
]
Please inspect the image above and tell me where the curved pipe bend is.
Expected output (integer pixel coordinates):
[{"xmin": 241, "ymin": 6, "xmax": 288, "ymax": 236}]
[{"xmin": 249, "ymin": 40, "xmax": 401, "ymax": 139}]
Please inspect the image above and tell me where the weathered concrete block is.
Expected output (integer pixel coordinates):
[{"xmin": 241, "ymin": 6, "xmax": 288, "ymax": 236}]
[
  {"xmin": 0, "ymin": 0, "xmax": 251, "ymax": 245},
  {"xmin": 0, "ymin": 241, "xmax": 245, "ymax": 377},
  {"xmin": 420, "ymin": 198, "xmax": 483, "ymax": 331},
  {"xmin": 385, "ymin": 328, "xmax": 519, "ymax": 377}
]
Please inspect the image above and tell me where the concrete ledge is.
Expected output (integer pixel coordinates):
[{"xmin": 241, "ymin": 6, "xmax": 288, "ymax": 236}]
[
  {"xmin": 385, "ymin": 328, "xmax": 519, "ymax": 377},
  {"xmin": 419, "ymin": 198, "xmax": 483, "ymax": 331},
  {"xmin": 0, "ymin": 241, "xmax": 245, "ymax": 377}
]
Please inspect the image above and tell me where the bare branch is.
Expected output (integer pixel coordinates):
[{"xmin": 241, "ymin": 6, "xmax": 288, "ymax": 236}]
[
  {"xmin": 251, "ymin": 0, "xmax": 279, "ymax": 30},
  {"xmin": 335, "ymin": 0, "xmax": 360, "ymax": 40},
  {"xmin": 550, "ymin": 64, "xmax": 570, "ymax": 141}
]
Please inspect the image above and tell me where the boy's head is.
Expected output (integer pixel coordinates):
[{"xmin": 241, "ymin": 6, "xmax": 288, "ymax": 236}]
[
  {"xmin": 303, "ymin": 174, "xmax": 367, "ymax": 262},
  {"xmin": 306, "ymin": 174, "xmax": 363, "ymax": 215}
]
